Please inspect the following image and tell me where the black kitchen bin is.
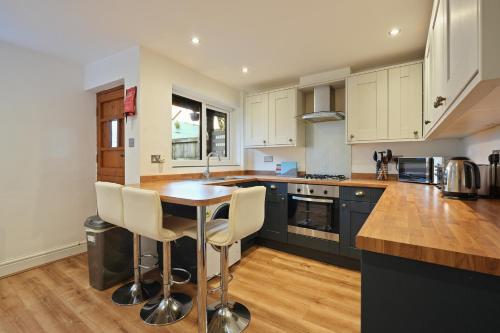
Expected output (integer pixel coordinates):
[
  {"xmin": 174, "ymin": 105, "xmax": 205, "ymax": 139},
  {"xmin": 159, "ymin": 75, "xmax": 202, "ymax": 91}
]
[{"xmin": 84, "ymin": 215, "xmax": 133, "ymax": 290}]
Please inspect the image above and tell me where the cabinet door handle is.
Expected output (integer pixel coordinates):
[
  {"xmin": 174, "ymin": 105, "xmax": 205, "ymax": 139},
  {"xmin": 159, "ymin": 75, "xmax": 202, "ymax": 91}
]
[
  {"xmin": 263, "ymin": 140, "xmax": 266, "ymax": 144},
  {"xmin": 350, "ymin": 134, "xmax": 355, "ymax": 139},
  {"xmin": 289, "ymin": 138, "xmax": 293, "ymax": 142},
  {"xmin": 354, "ymin": 190, "xmax": 365, "ymax": 197},
  {"xmin": 341, "ymin": 203, "xmax": 347, "ymax": 208},
  {"xmin": 424, "ymin": 120, "xmax": 431, "ymax": 125},
  {"xmin": 433, "ymin": 96, "xmax": 446, "ymax": 108},
  {"xmin": 270, "ymin": 185, "xmax": 277, "ymax": 190},
  {"xmin": 413, "ymin": 130, "xmax": 419, "ymax": 136}
]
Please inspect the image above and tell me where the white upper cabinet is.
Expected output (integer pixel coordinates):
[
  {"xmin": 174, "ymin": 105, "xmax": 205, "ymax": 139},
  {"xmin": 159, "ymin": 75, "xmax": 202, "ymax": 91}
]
[
  {"xmin": 347, "ymin": 71, "xmax": 388, "ymax": 142},
  {"xmin": 244, "ymin": 87, "xmax": 303, "ymax": 148},
  {"xmin": 268, "ymin": 88, "xmax": 297, "ymax": 145},
  {"xmin": 244, "ymin": 93, "xmax": 268, "ymax": 147},
  {"xmin": 347, "ymin": 61, "xmax": 422, "ymax": 143},
  {"xmin": 388, "ymin": 63, "xmax": 423, "ymax": 139},
  {"xmin": 445, "ymin": 0, "xmax": 479, "ymax": 107},
  {"xmin": 424, "ymin": 0, "xmax": 500, "ymax": 139}
]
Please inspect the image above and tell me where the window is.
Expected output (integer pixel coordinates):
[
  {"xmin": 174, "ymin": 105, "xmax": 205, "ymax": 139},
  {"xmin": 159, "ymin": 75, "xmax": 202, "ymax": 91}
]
[
  {"xmin": 171, "ymin": 93, "xmax": 230, "ymax": 163},
  {"xmin": 206, "ymin": 108, "xmax": 227, "ymax": 157},
  {"xmin": 110, "ymin": 120, "xmax": 119, "ymax": 148},
  {"xmin": 171, "ymin": 94, "xmax": 202, "ymax": 160}
]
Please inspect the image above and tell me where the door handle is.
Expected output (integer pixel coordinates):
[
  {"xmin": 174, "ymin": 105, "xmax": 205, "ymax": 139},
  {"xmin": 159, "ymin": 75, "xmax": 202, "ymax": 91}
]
[{"xmin": 291, "ymin": 196, "xmax": 334, "ymax": 204}]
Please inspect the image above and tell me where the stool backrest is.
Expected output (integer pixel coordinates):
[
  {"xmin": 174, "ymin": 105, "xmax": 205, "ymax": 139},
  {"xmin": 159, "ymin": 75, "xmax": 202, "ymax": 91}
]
[
  {"xmin": 95, "ymin": 182, "xmax": 124, "ymax": 227},
  {"xmin": 122, "ymin": 187, "xmax": 163, "ymax": 241},
  {"xmin": 225, "ymin": 186, "xmax": 266, "ymax": 245}
]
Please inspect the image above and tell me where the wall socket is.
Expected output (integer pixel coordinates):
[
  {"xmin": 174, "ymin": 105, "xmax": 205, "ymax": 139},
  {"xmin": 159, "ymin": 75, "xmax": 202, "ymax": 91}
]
[
  {"xmin": 128, "ymin": 138, "xmax": 135, "ymax": 147},
  {"xmin": 264, "ymin": 155, "xmax": 273, "ymax": 162},
  {"xmin": 151, "ymin": 155, "xmax": 165, "ymax": 163}
]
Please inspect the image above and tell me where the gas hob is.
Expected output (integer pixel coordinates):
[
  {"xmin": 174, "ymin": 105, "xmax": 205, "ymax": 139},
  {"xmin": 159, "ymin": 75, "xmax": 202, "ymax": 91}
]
[{"xmin": 303, "ymin": 174, "xmax": 348, "ymax": 181}]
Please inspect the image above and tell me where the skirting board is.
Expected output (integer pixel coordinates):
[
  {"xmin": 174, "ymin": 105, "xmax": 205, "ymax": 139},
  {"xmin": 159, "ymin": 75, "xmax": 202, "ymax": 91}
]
[{"xmin": 0, "ymin": 241, "xmax": 87, "ymax": 278}]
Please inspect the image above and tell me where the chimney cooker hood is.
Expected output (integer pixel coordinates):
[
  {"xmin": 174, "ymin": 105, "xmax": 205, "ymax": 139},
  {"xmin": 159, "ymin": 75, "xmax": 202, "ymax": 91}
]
[{"xmin": 301, "ymin": 85, "xmax": 345, "ymax": 123}]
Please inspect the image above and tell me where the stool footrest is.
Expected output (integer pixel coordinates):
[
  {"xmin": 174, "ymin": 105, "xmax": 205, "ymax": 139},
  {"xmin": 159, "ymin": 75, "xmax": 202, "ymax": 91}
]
[
  {"xmin": 171, "ymin": 268, "xmax": 191, "ymax": 285},
  {"xmin": 160, "ymin": 268, "xmax": 192, "ymax": 286},
  {"xmin": 208, "ymin": 273, "xmax": 233, "ymax": 294}
]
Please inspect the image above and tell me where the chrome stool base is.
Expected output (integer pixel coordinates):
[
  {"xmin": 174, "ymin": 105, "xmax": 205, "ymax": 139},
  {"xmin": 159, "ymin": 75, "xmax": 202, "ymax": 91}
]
[
  {"xmin": 207, "ymin": 301, "xmax": 251, "ymax": 333},
  {"xmin": 112, "ymin": 280, "xmax": 161, "ymax": 306},
  {"xmin": 140, "ymin": 292, "xmax": 193, "ymax": 325}
]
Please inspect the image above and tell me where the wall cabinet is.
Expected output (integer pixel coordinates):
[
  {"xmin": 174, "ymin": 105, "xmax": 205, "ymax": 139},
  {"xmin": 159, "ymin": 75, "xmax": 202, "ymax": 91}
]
[
  {"xmin": 388, "ymin": 63, "xmax": 423, "ymax": 139},
  {"xmin": 244, "ymin": 93, "xmax": 268, "ymax": 147},
  {"xmin": 347, "ymin": 71, "xmax": 388, "ymax": 142},
  {"xmin": 423, "ymin": 0, "xmax": 500, "ymax": 139},
  {"xmin": 245, "ymin": 87, "xmax": 303, "ymax": 148},
  {"xmin": 347, "ymin": 61, "xmax": 423, "ymax": 143}
]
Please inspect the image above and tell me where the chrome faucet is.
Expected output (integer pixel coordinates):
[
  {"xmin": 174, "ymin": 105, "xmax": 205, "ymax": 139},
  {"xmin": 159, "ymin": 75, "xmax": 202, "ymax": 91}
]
[{"xmin": 204, "ymin": 152, "xmax": 221, "ymax": 179}]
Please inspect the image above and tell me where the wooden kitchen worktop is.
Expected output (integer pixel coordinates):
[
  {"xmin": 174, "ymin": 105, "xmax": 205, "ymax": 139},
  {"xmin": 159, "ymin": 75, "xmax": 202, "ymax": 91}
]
[
  {"xmin": 356, "ymin": 181, "xmax": 500, "ymax": 277},
  {"xmin": 136, "ymin": 180, "xmax": 237, "ymax": 206},
  {"xmin": 139, "ymin": 172, "xmax": 500, "ymax": 276}
]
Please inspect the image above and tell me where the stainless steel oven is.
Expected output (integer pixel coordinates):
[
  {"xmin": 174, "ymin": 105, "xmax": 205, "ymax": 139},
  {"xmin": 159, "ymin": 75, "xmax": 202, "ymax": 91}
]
[{"xmin": 287, "ymin": 184, "xmax": 340, "ymax": 242}]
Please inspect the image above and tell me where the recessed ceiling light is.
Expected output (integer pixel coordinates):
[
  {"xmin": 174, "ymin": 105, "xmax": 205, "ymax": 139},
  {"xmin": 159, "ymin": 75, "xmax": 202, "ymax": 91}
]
[
  {"xmin": 388, "ymin": 28, "xmax": 401, "ymax": 37},
  {"xmin": 242, "ymin": 67, "xmax": 249, "ymax": 73},
  {"xmin": 191, "ymin": 36, "xmax": 200, "ymax": 45}
]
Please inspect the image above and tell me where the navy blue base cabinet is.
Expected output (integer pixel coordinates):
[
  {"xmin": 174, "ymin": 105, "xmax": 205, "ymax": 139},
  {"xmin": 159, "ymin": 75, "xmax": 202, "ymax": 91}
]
[
  {"xmin": 340, "ymin": 187, "xmax": 383, "ymax": 259},
  {"xmin": 361, "ymin": 251, "xmax": 500, "ymax": 333}
]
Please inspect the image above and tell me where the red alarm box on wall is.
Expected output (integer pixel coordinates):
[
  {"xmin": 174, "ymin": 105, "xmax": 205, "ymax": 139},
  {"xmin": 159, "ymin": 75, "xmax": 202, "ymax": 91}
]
[{"xmin": 124, "ymin": 86, "xmax": 137, "ymax": 120}]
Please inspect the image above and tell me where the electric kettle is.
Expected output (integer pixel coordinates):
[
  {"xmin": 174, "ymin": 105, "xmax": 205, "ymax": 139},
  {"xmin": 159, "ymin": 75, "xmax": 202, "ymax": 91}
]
[{"xmin": 443, "ymin": 157, "xmax": 481, "ymax": 199}]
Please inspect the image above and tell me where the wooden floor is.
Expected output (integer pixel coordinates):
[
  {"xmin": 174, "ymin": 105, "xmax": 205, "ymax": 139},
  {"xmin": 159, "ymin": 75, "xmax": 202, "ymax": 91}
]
[{"xmin": 0, "ymin": 246, "xmax": 360, "ymax": 333}]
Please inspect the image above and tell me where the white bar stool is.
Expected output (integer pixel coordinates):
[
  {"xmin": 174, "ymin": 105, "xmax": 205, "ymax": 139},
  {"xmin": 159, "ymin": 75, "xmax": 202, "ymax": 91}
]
[
  {"xmin": 185, "ymin": 186, "xmax": 266, "ymax": 333},
  {"xmin": 95, "ymin": 182, "xmax": 160, "ymax": 305},
  {"xmin": 122, "ymin": 186, "xmax": 197, "ymax": 325}
]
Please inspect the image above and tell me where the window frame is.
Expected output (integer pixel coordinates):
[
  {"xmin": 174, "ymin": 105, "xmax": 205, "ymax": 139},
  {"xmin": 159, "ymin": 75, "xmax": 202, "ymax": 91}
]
[{"xmin": 169, "ymin": 89, "xmax": 237, "ymax": 168}]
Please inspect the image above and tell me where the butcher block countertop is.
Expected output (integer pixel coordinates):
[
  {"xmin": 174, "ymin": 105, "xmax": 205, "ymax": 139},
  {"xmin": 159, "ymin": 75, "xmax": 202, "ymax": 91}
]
[
  {"xmin": 355, "ymin": 181, "xmax": 500, "ymax": 277},
  {"xmin": 136, "ymin": 180, "xmax": 237, "ymax": 206},
  {"xmin": 139, "ymin": 173, "xmax": 500, "ymax": 276}
]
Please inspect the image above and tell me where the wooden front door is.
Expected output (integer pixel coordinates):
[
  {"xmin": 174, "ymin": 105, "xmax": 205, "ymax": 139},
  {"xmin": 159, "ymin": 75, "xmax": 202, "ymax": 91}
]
[{"xmin": 97, "ymin": 86, "xmax": 125, "ymax": 184}]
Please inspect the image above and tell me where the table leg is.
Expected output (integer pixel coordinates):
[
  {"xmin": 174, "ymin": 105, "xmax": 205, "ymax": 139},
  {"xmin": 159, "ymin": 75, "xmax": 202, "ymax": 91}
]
[{"xmin": 196, "ymin": 206, "xmax": 207, "ymax": 333}]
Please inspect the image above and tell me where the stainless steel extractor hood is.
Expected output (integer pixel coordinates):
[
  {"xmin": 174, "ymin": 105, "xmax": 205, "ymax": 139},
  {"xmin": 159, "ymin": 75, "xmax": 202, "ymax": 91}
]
[{"xmin": 301, "ymin": 85, "xmax": 345, "ymax": 123}]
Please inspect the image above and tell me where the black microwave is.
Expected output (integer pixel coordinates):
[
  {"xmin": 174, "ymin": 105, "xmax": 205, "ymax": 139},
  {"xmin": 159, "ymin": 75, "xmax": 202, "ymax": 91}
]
[{"xmin": 397, "ymin": 157, "xmax": 435, "ymax": 184}]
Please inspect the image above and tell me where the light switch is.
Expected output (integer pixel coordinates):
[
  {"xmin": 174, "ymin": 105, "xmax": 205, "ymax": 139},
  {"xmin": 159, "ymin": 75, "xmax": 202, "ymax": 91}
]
[{"xmin": 129, "ymin": 138, "xmax": 135, "ymax": 147}]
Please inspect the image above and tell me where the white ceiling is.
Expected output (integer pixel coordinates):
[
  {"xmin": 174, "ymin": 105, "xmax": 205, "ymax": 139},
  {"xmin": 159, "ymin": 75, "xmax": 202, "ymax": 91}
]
[{"xmin": 0, "ymin": 0, "xmax": 432, "ymax": 90}]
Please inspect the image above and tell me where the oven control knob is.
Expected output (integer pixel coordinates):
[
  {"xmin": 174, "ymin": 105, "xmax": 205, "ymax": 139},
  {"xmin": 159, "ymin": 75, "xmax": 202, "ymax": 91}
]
[
  {"xmin": 309, "ymin": 189, "xmax": 314, "ymax": 194},
  {"xmin": 324, "ymin": 190, "xmax": 328, "ymax": 195},
  {"xmin": 297, "ymin": 188, "xmax": 301, "ymax": 193}
]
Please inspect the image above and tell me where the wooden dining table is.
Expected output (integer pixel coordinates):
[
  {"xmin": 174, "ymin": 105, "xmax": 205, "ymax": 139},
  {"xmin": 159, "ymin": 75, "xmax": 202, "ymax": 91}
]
[{"xmin": 136, "ymin": 180, "xmax": 237, "ymax": 333}]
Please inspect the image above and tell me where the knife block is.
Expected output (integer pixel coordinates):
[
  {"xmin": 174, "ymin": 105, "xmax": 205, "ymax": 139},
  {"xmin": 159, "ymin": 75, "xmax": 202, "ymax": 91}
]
[{"xmin": 377, "ymin": 162, "xmax": 389, "ymax": 181}]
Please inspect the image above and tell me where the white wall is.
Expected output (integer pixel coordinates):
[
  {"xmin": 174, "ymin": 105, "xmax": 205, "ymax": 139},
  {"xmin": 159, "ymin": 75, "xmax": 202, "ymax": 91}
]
[
  {"xmin": 84, "ymin": 46, "xmax": 141, "ymax": 184},
  {"xmin": 245, "ymin": 138, "xmax": 466, "ymax": 175},
  {"xmin": 0, "ymin": 42, "xmax": 96, "ymax": 276},
  {"xmin": 463, "ymin": 126, "xmax": 500, "ymax": 164},
  {"xmin": 245, "ymin": 146, "xmax": 306, "ymax": 172},
  {"xmin": 139, "ymin": 47, "xmax": 243, "ymax": 176},
  {"xmin": 351, "ymin": 139, "xmax": 464, "ymax": 174}
]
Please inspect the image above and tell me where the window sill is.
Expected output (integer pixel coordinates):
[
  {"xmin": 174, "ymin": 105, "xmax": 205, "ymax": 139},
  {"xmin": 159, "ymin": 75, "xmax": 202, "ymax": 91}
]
[{"xmin": 171, "ymin": 163, "xmax": 241, "ymax": 168}]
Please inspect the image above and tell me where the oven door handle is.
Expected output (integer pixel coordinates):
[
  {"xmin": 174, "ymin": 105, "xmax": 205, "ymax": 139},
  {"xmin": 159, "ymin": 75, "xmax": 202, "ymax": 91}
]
[{"xmin": 291, "ymin": 196, "xmax": 334, "ymax": 204}]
